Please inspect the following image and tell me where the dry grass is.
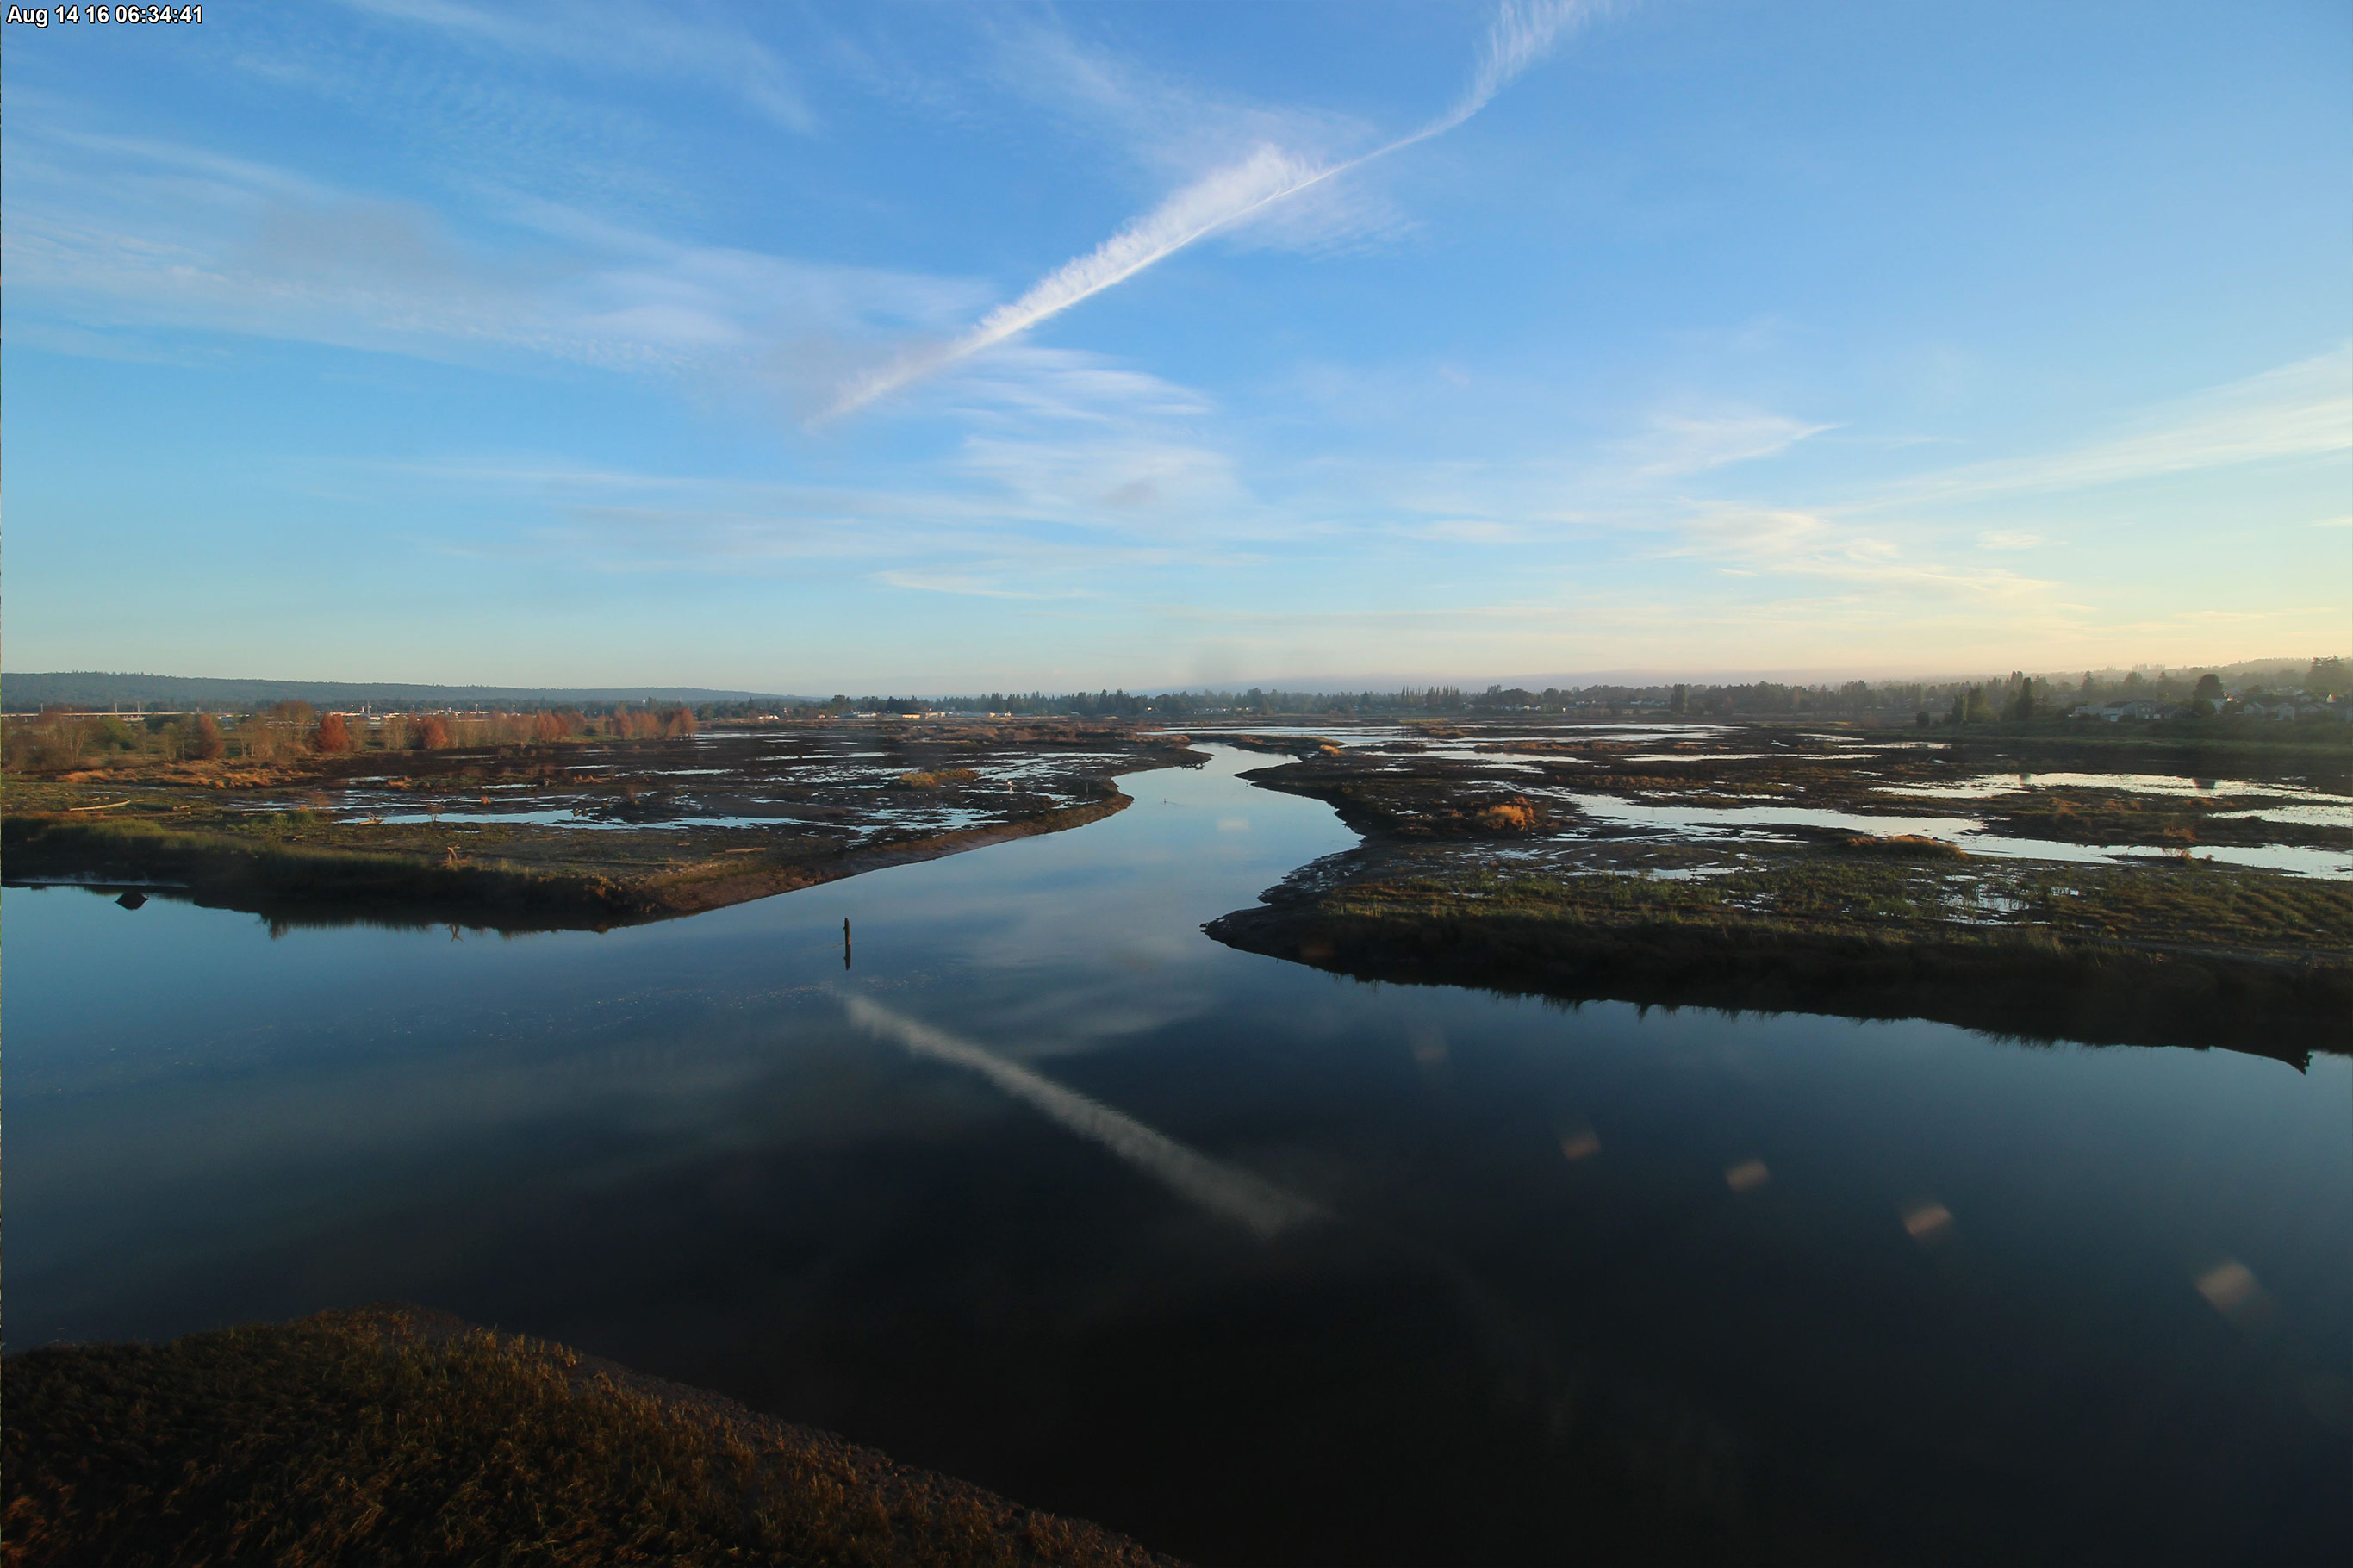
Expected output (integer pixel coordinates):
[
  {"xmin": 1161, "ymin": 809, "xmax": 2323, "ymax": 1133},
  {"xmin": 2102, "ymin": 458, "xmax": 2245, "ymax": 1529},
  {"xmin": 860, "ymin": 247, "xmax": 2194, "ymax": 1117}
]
[
  {"xmin": 2, "ymin": 1306, "xmax": 1180, "ymax": 1568},
  {"xmin": 1472, "ymin": 800, "xmax": 1536, "ymax": 832},
  {"xmin": 1838, "ymin": 834, "xmax": 1966, "ymax": 859}
]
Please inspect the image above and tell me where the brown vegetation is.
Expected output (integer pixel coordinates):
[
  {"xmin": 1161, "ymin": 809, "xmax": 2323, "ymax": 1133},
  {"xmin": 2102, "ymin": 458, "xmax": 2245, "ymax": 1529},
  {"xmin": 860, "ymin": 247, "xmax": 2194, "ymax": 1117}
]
[{"xmin": 312, "ymin": 712, "xmax": 354, "ymax": 754}]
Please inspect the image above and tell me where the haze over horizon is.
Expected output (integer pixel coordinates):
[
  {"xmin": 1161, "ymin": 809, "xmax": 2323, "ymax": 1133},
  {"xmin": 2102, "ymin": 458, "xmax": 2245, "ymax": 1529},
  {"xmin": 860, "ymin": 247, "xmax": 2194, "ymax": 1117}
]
[{"xmin": 6, "ymin": 2, "xmax": 2348, "ymax": 691}]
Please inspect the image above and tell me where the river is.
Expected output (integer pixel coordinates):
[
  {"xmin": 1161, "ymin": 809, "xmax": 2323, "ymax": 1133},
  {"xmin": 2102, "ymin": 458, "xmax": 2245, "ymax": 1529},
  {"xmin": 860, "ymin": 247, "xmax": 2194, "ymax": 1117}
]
[{"xmin": 7, "ymin": 745, "xmax": 2346, "ymax": 1565}]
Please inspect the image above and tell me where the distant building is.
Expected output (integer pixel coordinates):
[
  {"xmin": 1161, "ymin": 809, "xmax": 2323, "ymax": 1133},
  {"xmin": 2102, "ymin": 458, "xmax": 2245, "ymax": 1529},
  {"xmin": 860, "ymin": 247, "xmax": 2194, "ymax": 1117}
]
[
  {"xmin": 2238, "ymin": 697, "xmax": 2338, "ymax": 722},
  {"xmin": 2073, "ymin": 700, "xmax": 2185, "ymax": 722}
]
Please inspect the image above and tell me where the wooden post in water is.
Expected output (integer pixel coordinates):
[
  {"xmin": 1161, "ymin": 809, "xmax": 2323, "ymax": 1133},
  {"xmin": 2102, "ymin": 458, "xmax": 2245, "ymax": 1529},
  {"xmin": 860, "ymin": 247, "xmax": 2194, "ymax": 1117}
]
[{"xmin": 843, "ymin": 918, "xmax": 852, "ymax": 969}]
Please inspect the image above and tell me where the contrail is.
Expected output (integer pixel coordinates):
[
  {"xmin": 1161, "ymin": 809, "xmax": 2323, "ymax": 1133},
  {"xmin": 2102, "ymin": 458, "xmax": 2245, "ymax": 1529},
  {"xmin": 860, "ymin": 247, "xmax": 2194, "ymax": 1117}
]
[
  {"xmin": 843, "ymin": 994, "xmax": 1323, "ymax": 1240},
  {"xmin": 820, "ymin": 1, "xmax": 1591, "ymax": 420}
]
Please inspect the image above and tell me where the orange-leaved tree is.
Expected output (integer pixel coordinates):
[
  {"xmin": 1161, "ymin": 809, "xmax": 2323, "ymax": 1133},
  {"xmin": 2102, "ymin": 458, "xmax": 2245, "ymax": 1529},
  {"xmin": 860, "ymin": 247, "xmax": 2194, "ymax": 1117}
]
[
  {"xmin": 189, "ymin": 712, "xmax": 227, "ymax": 760},
  {"xmin": 314, "ymin": 712, "xmax": 356, "ymax": 753}
]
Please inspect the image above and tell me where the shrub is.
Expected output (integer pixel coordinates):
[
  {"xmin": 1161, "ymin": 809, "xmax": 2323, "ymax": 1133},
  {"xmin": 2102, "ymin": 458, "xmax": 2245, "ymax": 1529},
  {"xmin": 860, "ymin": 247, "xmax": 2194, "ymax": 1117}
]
[
  {"xmin": 86, "ymin": 718, "xmax": 138, "ymax": 754},
  {"xmin": 188, "ymin": 712, "xmax": 226, "ymax": 761},
  {"xmin": 3, "ymin": 721, "xmax": 47, "ymax": 770},
  {"xmin": 896, "ymin": 768, "xmax": 981, "ymax": 789},
  {"xmin": 233, "ymin": 715, "xmax": 279, "ymax": 761},
  {"xmin": 1475, "ymin": 800, "xmax": 1537, "ymax": 832}
]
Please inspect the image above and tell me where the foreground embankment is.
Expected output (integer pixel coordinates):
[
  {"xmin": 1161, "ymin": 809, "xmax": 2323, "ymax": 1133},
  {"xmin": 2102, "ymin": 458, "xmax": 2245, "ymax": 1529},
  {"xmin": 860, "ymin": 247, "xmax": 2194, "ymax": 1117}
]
[{"xmin": 0, "ymin": 1306, "xmax": 1181, "ymax": 1568}]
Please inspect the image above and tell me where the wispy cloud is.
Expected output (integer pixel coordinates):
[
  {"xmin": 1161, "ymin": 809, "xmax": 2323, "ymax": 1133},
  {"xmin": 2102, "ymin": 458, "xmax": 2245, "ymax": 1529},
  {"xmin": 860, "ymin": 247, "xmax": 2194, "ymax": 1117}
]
[
  {"xmin": 822, "ymin": 2, "xmax": 1595, "ymax": 419},
  {"xmin": 334, "ymin": 0, "xmax": 816, "ymax": 131},
  {"xmin": 1444, "ymin": 0, "xmax": 1597, "ymax": 134},
  {"xmin": 1860, "ymin": 346, "xmax": 2353, "ymax": 507},
  {"xmin": 4, "ymin": 123, "xmax": 974, "ymax": 377},
  {"xmin": 1412, "ymin": 519, "xmax": 1526, "ymax": 544},
  {"xmin": 872, "ymin": 569, "xmax": 1092, "ymax": 600},
  {"xmin": 1674, "ymin": 507, "xmax": 2054, "ymax": 600},
  {"xmin": 1634, "ymin": 412, "xmax": 1834, "ymax": 476}
]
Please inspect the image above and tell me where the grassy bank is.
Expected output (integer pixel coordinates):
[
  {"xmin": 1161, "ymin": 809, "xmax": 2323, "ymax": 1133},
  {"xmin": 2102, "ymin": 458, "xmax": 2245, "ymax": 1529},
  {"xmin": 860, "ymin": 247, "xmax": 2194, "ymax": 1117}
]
[
  {"xmin": 1, "ymin": 1306, "xmax": 1178, "ymax": 1568},
  {"xmin": 1207, "ymin": 859, "xmax": 2350, "ymax": 1062}
]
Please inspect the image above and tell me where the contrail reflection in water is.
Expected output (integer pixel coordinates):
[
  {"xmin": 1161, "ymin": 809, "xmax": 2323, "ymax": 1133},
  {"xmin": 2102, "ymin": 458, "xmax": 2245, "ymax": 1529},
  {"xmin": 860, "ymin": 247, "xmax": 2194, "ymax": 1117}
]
[{"xmin": 843, "ymin": 995, "xmax": 1323, "ymax": 1241}]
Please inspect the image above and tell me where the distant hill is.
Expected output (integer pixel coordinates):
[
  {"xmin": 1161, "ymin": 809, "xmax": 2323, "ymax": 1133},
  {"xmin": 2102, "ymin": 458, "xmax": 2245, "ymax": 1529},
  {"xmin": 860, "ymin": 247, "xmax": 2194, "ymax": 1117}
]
[{"xmin": 1, "ymin": 672, "xmax": 806, "ymax": 712}]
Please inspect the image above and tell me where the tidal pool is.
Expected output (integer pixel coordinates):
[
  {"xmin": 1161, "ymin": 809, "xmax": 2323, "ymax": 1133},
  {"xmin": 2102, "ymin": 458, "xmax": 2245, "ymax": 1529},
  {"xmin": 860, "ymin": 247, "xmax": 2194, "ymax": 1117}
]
[
  {"xmin": 5, "ymin": 747, "xmax": 2345, "ymax": 1565},
  {"xmin": 1535, "ymin": 789, "xmax": 2353, "ymax": 879}
]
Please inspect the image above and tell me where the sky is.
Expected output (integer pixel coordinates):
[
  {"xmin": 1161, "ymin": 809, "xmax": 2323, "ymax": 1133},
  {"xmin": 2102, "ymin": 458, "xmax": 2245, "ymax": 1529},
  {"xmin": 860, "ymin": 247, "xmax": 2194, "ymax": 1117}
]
[{"xmin": 3, "ymin": 0, "xmax": 2348, "ymax": 692}]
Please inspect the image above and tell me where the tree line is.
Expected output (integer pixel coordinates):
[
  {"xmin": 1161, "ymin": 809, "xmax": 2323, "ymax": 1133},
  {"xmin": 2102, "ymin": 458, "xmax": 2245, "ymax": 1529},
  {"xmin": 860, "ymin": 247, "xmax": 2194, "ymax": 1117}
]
[{"xmin": 3, "ymin": 701, "xmax": 700, "ymax": 771}]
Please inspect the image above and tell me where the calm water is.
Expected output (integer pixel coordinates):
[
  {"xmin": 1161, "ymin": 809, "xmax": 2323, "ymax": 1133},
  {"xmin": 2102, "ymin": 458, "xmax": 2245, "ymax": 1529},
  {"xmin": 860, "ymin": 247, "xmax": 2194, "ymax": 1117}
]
[{"xmin": 7, "ymin": 748, "xmax": 2347, "ymax": 1565}]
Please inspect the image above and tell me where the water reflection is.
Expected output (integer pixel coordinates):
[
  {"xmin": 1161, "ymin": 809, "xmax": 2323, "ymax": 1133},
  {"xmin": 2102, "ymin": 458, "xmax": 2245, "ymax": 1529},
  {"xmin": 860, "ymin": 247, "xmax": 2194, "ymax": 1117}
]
[
  {"xmin": 4, "ymin": 747, "xmax": 2346, "ymax": 1565},
  {"xmin": 846, "ymin": 994, "xmax": 1323, "ymax": 1240}
]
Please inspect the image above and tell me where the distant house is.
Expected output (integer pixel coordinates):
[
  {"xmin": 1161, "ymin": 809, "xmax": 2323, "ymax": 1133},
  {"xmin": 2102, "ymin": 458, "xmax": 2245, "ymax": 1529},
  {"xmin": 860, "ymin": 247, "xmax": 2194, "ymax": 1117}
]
[
  {"xmin": 2238, "ymin": 697, "xmax": 2338, "ymax": 722},
  {"xmin": 2074, "ymin": 700, "xmax": 2184, "ymax": 723}
]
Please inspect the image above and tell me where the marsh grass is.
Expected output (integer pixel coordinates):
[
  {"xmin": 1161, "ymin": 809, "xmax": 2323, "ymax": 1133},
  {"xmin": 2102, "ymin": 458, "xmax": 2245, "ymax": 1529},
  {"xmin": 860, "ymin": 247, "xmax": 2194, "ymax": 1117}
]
[
  {"xmin": 0, "ymin": 1306, "xmax": 1177, "ymax": 1568},
  {"xmin": 1349, "ymin": 857, "xmax": 2353, "ymax": 955}
]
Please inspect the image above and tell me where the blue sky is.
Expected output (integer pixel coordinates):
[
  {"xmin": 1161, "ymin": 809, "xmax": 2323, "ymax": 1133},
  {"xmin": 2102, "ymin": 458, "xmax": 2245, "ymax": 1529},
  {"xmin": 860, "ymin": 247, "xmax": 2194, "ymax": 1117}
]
[{"xmin": 4, "ymin": 1, "xmax": 2347, "ymax": 690}]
